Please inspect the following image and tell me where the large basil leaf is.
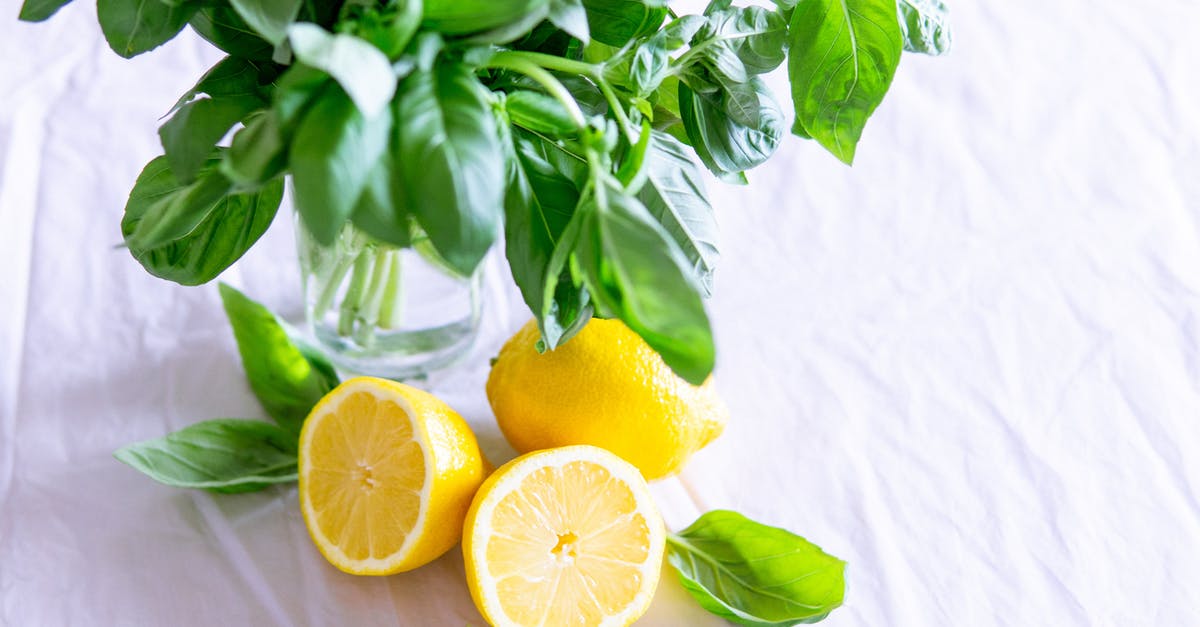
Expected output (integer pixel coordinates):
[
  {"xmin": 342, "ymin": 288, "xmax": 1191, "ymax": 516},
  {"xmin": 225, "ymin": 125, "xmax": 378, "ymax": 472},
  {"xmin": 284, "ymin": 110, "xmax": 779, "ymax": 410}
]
[
  {"xmin": 505, "ymin": 130, "xmax": 590, "ymax": 348},
  {"xmin": 679, "ymin": 78, "xmax": 784, "ymax": 178},
  {"xmin": 97, "ymin": 0, "xmax": 195, "ymax": 58},
  {"xmin": 689, "ymin": 6, "xmax": 789, "ymax": 80},
  {"xmin": 228, "ymin": 0, "xmax": 302, "ymax": 46},
  {"xmin": 637, "ymin": 131, "xmax": 719, "ymax": 297},
  {"xmin": 350, "ymin": 150, "xmax": 412, "ymax": 248},
  {"xmin": 287, "ymin": 23, "xmax": 397, "ymax": 118},
  {"xmin": 218, "ymin": 283, "xmax": 340, "ymax": 432},
  {"xmin": 898, "ymin": 0, "xmax": 951, "ymax": 55},
  {"xmin": 169, "ymin": 56, "xmax": 277, "ymax": 116},
  {"xmin": 121, "ymin": 155, "xmax": 283, "ymax": 285},
  {"xmin": 788, "ymin": 0, "xmax": 902, "ymax": 164},
  {"xmin": 577, "ymin": 182, "xmax": 713, "ymax": 384},
  {"xmin": 583, "ymin": 0, "xmax": 668, "ymax": 47},
  {"xmin": 159, "ymin": 96, "xmax": 263, "ymax": 184},
  {"xmin": 290, "ymin": 86, "xmax": 393, "ymax": 244},
  {"xmin": 395, "ymin": 63, "xmax": 505, "ymax": 277},
  {"xmin": 422, "ymin": 0, "xmax": 549, "ymax": 35},
  {"xmin": 114, "ymin": 419, "xmax": 298, "ymax": 494},
  {"xmin": 190, "ymin": 7, "xmax": 276, "ymax": 60},
  {"xmin": 668, "ymin": 510, "xmax": 847, "ymax": 625},
  {"xmin": 18, "ymin": 0, "xmax": 73, "ymax": 22}
]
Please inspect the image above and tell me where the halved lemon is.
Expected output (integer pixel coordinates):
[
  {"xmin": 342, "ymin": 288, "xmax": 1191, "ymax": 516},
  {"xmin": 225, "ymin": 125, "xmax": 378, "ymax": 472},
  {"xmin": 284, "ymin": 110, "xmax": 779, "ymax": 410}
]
[
  {"xmin": 463, "ymin": 445, "xmax": 665, "ymax": 626},
  {"xmin": 298, "ymin": 377, "xmax": 486, "ymax": 575}
]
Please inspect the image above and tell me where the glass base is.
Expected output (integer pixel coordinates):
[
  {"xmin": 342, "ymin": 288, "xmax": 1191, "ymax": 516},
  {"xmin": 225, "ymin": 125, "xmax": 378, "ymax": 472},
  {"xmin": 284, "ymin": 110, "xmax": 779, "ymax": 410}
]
[{"xmin": 311, "ymin": 316, "xmax": 480, "ymax": 380}]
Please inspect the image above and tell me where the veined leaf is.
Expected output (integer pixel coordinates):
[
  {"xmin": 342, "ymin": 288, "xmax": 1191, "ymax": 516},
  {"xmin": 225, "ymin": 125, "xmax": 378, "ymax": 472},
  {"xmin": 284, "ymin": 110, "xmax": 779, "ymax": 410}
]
[
  {"xmin": 548, "ymin": 0, "xmax": 590, "ymax": 43},
  {"xmin": 228, "ymin": 0, "xmax": 302, "ymax": 45},
  {"xmin": 287, "ymin": 23, "xmax": 397, "ymax": 118},
  {"xmin": 583, "ymin": 0, "xmax": 668, "ymax": 47},
  {"xmin": 189, "ymin": 7, "xmax": 276, "ymax": 60},
  {"xmin": 679, "ymin": 78, "xmax": 784, "ymax": 178},
  {"xmin": 97, "ymin": 0, "xmax": 195, "ymax": 58},
  {"xmin": 787, "ymin": 0, "xmax": 902, "ymax": 164},
  {"xmin": 18, "ymin": 0, "xmax": 73, "ymax": 22},
  {"xmin": 159, "ymin": 96, "xmax": 263, "ymax": 184}
]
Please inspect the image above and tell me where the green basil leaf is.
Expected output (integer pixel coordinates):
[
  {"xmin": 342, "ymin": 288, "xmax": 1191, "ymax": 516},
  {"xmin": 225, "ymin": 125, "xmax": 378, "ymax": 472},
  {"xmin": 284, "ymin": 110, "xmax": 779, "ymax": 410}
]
[
  {"xmin": 341, "ymin": 0, "xmax": 423, "ymax": 58},
  {"xmin": 505, "ymin": 129, "xmax": 590, "ymax": 347},
  {"xmin": 668, "ymin": 510, "xmax": 847, "ymax": 625},
  {"xmin": 396, "ymin": 63, "xmax": 505, "ymax": 277},
  {"xmin": 637, "ymin": 131, "xmax": 719, "ymax": 297},
  {"xmin": 350, "ymin": 150, "xmax": 412, "ymax": 248},
  {"xmin": 788, "ymin": 0, "xmax": 902, "ymax": 164},
  {"xmin": 159, "ymin": 96, "xmax": 263, "ymax": 184},
  {"xmin": 287, "ymin": 23, "xmax": 397, "ymax": 118},
  {"xmin": 577, "ymin": 181, "xmax": 713, "ymax": 384},
  {"xmin": 18, "ymin": 0, "xmax": 73, "ymax": 22},
  {"xmin": 121, "ymin": 155, "xmax": 283, "ymax": 285},
  {"xmin": 169, "ymin": 56, "xmax": 278, "ymax": 116},
  {"xmin": 505, "ymin": 90, "xmax": 579, "ymax": 137},
  {"xmin": 679, "ymin": 77, "xmax": 783, "ymax": 178},
  {"xmin": 222, "ymin": 110, "xmax": 287, "ymax": 185},
  {"xmin": 549, "ymin": 0, "xmax": 590, "ymax": 43},
  {"xmin": 583, "ymin": 0, "xmax": 668, "ymax": 47},
  {"xmin": 97, "ymin": 0, "xmax": 195, "ymax": 58},
  {"xmin": 228, "ymin": 0, "xmax": 302, "ymax": 46},
  {"xmin": 114, "ymin": 419, "xmax": 298, "ymax": 493},
  {"xmin": 190, "ymin": 7, "xmax": 276, "ymax": 60},
  {"xmin": 696, "ymin": 6, "xmax": 788, "ymax": 78},
  {"xmin": 898, "ymin": 0, "xmax": 951, "ymax": 55},
  {"xmin": 218, "ymin": 283, "xmax": 340, "ymax": 432},
  {"xmin": 422, "ymin": 0, "xmax": 549, "ymax": 36},
  {"xmin": 126, "ymin": 162, "xmax": 233, "ymax": 251},
  {"xmin": 290, "ymin": 86, "xmax": 393, "ymax": 244}
]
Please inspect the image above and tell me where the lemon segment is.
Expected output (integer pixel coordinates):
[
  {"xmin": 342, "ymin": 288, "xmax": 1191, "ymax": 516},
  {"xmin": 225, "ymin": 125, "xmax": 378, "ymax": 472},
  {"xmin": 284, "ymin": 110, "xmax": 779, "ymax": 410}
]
[
  {"xmin": 298, "ymin": 377, "xmax": 486, "ymax": 575},
  {"xmin": 464, "ymin": 445, "xmax": 665, "ymax": 627}
]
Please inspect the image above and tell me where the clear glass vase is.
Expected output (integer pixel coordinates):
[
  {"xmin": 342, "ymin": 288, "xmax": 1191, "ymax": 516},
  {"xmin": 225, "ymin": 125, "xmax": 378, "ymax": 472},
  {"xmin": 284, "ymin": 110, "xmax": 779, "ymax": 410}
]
[{"xmin": 295, "ymin": 213, "xmax": 482, "ymax": 380}]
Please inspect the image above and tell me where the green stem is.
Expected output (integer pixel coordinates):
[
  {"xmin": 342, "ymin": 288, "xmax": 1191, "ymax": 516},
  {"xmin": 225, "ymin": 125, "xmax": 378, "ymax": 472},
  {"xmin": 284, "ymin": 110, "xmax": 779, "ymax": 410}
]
[
  {"xmin": 484, "ymin": 52, "xmax": 590, "ymax": 129},
  {"xmin": 490, "ymin": 50, "xmax": 600, "ymax": 79},
  {"xmin": 338, "ymin": 251, "xmax": 374, "ymax": 337},
  {"xmin": 312, "ymin": 253, "xmax": 355, "ymax": 324},
  {"xmin": 598, "ymin": 79, "xmax": 635, "ymax": 140},
  {"xmin": 353, "ymin": 249, "xmax": 393, "ymax": 347},
  {"xmin": 378, "ymin": 251, "xmax": 403, "ymax": 330}
]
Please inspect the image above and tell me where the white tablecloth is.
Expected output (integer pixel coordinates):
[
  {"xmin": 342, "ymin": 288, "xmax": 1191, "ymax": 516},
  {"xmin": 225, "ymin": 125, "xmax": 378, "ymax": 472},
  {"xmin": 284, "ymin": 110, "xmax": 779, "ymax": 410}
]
[{"xmin": 3, "ymin": 1, "xmax": 1200, "ymax": 625}]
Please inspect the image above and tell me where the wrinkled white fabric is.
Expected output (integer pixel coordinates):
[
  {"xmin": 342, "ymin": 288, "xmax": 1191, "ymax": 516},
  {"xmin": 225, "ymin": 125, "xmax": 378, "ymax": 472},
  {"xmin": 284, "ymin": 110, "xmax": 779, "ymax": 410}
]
[{"xmin": 3, "ymin": 0, "xmax": 1199, "ymax": 624}]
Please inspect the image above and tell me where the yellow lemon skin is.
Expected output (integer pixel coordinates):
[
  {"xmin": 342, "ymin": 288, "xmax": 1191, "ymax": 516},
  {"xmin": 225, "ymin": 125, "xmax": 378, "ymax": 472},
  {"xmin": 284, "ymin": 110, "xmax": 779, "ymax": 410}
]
[
  {"xmin": 486, "ymin": 319, "xmax": 728, "ymax": 480},
  {"xmin": 463, "ymin": 445, "xmax": 665, "ymax": 627},
  {"xmin": 298, "ymin": 377, "xmax": 487, "ymax": 575}
]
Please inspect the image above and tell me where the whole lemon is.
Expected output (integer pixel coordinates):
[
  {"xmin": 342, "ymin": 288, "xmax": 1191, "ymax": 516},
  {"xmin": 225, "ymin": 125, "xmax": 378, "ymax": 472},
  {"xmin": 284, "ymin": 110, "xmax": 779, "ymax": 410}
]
[{"xmin": 486, "ymin": 318, "xmax": 728, "ymax": 480}]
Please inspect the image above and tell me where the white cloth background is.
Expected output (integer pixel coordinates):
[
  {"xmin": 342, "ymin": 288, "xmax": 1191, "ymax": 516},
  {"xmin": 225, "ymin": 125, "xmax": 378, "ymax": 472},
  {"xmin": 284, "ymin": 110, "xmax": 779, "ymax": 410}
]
[{"xmin": 3, "ymin": 0, "xmax": 1200, "ymax": 624}]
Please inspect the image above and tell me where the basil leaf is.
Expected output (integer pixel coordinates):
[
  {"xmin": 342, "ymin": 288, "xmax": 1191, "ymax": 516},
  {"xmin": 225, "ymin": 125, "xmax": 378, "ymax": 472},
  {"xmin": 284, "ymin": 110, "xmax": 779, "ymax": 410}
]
[
  {"xmin": 350, "ymin": 150, "xmax": 412, "ymax": 248},
  {"xmin": 548, "ymin": 0, "xmax": 590, "ymax": 43},
  {"xmin": 287, "ymin": 23, "xmax": 397, "ymax": 118},
  {"xmin": 422, "ymin": 0, "xmax": 549, "ymax": 36},
  {"xmin": 396, "ymin": 63, "xmax": 505, "ymax": 277},
  {"xmin": 692, "ymin": 6, "xmax": 789, "ymax": 77},
  {"xmin": 228, "ymin": 0, "xmax": 302, "ymax": 46},
  {"xmin": 577, "ymin": 182, "xmax": 713, "ymax": 385},
  {"xmin": 341, "ymin": 0, "xmax": 423, "ymax": 58},
  {"xmin": 505, "ymin": 91, "xmax": 579, "ymax": 137},
  {"xmin": 18, "ymin": 0, "xmax": 73, "ymax": 22},
  {"xmin": 637, "ymin": 131, "xmax": 719, "ymax": 297},
  {"xmin": 190, "ymin": 7, "xmax": 276, "ymax": 60},
  {"xmin": 222, "ymin": 110, "xmax": 287, "ymax": 185},
  {"xmin": 668, "ymin": 510, "xmax": 847, "ymax": 626},
  {"xmin": 505, "ymin": 130, "xmax": 590, "ymax": 348},
  {"xmin": 159, "ymin": 96, "xmax": 262, "ymax": 184},
  {"xmin": 169, "ymin": 56, "xmax": 277, "ymax": 116},
  {"xmin": 114, "ymin": 419, "xmax": 298, "ymax": 494},
  {"xmin": 218, "ymin": 283, "xmax": 340, "ymax": 432},
  {"xmin": 121, "ymin": 155, "xmax": 283, "ymax": 285},
  {"xmin": 788, "ymin": 0, "xmax": 902, "ymax": 164},
  {"xmin": 290, "ymin": 86, "xmax": 392, "ymax": 245},
  {"xmin": 679, "ymin": 77, "xmax": 784, "ymax": 178},
  {"xmin": 97, "ymin": 0, "xmax": 195, "ymax": 58},
  {"xmin": 583, "ymin": 0, "xmax": 668, "ymax": 47},
  {"xmin": 898, "ymin": 0, "xmax": 951, "ymax": 55}
]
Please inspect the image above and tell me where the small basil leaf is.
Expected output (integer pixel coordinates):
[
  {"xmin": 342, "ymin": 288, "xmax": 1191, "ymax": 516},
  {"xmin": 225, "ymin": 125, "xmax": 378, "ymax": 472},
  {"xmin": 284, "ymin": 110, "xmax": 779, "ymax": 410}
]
[
  {"xmin": 788, "ymin": 0, "xmax": 902, "ymax": 164},
  {"xmin": 121, "ymin": 155, "xmax": 283, "ymax": 285},
  {"xmin": 637, "ymin": 131, "xmax": 719, "ymax": 296},
  {"xmin": 898, "ymin": 0, "xmax": 952, "ymax": 55},
  {"xmin": 290, "ymin": 86, "xmax": 393, "ymax": 244},
  {"xmin": 668, "ymin": 510, "xmax": 847, "ymax": 626},
  {"xmin": 340, "ymin": 0, "xmax": 423, "ymax": 58},
  {"xmin": 679, "ymin": 78, "xmax": 783, "ymax": 178},
  {"xmin": 218, "ymin": 283, "xmax": 340, "ymax": 432},
  {"xmin": 583, "ymin": 0, "xmax": 668, "ymax": 47},
  {"xmin": 548, "ymin": 0, "xmax": 590, "ymax": 43},
  {"xmin": 97, "ymin": 0, "xmax": 195, "ymax": 58},
  {"xmin": 189, "ymin": 7, "xmax": 276, "ymax": 60},
  {"xmin": 422, "ymin": 0, "xmax": 550, "ymax": 36},
  {"xmin": 228, "ymin": 0, "xmax": 302, "ymax": 46},
  {"xmin": 577, "ymin": 182, "xmax": 713, "ymax": 384},
  {"xmin": 693, "ymin": 6, "xmax": 789, "ymax": 77},
  {"xmin": 114, "ymin": 419, "xmax": 298, "ymax": 494},
  {"xmin": 287, "ymin": 23, "xmax": 397, "ymax": 118},
  {"xmin": 159, "ymin": 96, "xmax": 262, "ymax": 183},
  {"xmin": 505, "ymin": 90, "xmax": 579, "ymax": 137},
  {"xmin": 396, "ymin": 63, "xmax": 505, "ymax": 276},
  {"xmin": 222, "ymin": 110, "xmax": 287, "ymax": 186},
  {"xmin": 18, "ymin": 0, "xmax": 73, "ymax": 22}
]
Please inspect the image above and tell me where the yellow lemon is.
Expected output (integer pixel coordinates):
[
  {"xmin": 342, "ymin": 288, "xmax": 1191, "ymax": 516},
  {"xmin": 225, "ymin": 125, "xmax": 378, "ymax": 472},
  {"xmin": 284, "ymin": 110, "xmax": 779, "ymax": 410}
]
[
  {"xmin": 298, "ymin": 376, "xmax": 486, "ymax": 575},
  {"xmin": 463, "ymin": 445, "xmax": 665, "ymax": 627},
  {"xmin": 487, "ymin": 318, "xmax": 728, "ymax": 480}
]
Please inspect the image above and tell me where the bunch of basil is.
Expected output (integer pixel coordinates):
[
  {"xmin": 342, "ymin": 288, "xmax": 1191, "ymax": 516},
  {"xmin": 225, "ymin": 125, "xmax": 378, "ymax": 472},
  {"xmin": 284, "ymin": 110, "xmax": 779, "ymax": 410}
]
[{"xmin": 19, "ymin": 0, "xmax": 950, "ymax": 384}]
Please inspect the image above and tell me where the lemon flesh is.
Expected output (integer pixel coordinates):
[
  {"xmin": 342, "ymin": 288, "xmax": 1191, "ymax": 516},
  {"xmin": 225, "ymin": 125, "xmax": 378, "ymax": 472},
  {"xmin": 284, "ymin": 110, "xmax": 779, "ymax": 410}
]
[
  {"xmin": 299, "ymin": 377, "xmax": 485, "ymax": 575},
  {"xmin": 464, "ymin": 446, "xmax": 665, "ymax": 627}
]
